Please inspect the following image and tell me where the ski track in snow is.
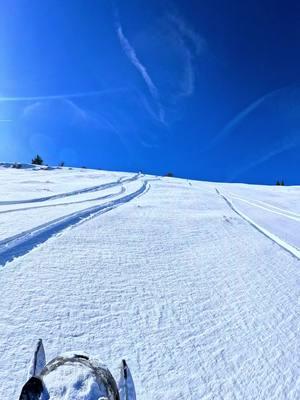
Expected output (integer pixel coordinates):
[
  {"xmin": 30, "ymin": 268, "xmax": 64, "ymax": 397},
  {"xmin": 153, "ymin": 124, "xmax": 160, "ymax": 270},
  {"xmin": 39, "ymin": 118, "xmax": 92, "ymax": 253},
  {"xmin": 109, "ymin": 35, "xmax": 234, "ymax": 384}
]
[
  {"xmin": 216, "ymin": 189, "xmax": 300, "ymax": 260},
  {"xmin": 224, "ymin": 193, "xmax": 300, "ymax": 221},
  {"xmin": 0, "ymin": 186, "xmax": 125, "ymax": 215},
  {"xmin": 0, "ymin": 181, "xmax": 149, "ymax": 267},
  {"xmin": 0, "ymin": 173, "xmax": 140, "ymax": 206},
  {"xmin": 0, "ymin": 168, "xmax": 299, "ymax": 399},
  {"xmin": 236, "ymin": 195, "xmax": 300, "ymax": 217}
]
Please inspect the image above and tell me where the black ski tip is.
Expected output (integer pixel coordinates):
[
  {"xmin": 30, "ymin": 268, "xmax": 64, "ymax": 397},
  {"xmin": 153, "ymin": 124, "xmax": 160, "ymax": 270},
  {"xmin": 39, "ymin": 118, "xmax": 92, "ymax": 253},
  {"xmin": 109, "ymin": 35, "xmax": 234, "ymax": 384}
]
[
  {"xmin": 19, "ymin": 376, "xmax": 44, "ymax": 400},
  {"xmin": 122, "ymin": 359, "xmax": 128, "ymax": 379},
  {"xmin": 36, "ymin": 339, "xmax": 43, "ymax": 353}
]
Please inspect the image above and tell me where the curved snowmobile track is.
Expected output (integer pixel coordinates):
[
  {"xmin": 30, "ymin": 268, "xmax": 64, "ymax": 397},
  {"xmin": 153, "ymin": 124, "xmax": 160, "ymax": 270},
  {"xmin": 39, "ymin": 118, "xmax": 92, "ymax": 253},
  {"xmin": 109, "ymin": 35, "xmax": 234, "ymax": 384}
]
[
  {"xmin": 0, "ymin": 181, "xmax": 149, "ymax": 267},
  {"xmin": 225, "ymin": 193, "xmax": 300, "ymax": 221},
  {"xmin": 0, "ymin": 186, "xmax": 125, "ymax": 215},
  {"xmin": 0, "ymin": 173, "xmax": 140, "ymax": 206},
  {"xmin": 216, "ymin": 189, "xmax": 300, "ymax": 260}
]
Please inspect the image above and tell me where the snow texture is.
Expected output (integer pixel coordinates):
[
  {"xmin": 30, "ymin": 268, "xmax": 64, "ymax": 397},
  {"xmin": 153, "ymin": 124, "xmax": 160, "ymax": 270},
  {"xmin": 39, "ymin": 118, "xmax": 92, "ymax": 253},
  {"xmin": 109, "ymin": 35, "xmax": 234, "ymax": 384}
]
[{"xmin": 0, "ymin": 164, "xmax": 299, "ymax": 399}]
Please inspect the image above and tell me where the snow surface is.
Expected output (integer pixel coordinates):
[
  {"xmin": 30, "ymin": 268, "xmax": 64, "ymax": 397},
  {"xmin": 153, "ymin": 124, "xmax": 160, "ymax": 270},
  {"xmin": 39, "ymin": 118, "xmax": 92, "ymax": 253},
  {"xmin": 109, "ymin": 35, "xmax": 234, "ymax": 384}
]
[{"xmin": 0, "ymin": 165, "xmax": 299, "ymax": 399}]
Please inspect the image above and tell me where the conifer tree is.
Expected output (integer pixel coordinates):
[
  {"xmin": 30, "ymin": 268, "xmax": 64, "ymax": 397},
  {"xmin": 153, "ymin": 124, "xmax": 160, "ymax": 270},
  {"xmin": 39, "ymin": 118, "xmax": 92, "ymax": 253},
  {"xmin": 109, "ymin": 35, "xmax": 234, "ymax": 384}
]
[{"xmin": 32, "ymin": 154, "xmax": 43, "ymax": 165}]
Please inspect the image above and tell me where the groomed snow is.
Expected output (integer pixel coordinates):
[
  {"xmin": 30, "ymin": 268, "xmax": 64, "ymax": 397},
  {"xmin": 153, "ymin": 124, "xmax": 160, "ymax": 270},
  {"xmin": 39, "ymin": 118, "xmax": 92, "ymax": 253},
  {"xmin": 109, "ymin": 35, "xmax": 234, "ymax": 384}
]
[{"xmin": 0, "ymin": 165, "xmax": 299, "ymax": 399}]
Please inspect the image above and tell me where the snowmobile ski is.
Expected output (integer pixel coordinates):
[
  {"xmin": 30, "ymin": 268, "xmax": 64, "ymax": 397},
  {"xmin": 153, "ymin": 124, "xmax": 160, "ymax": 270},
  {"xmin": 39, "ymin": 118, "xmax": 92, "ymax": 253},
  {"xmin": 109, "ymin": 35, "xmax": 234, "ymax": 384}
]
[
  {"xmin": 27, "ymin": 338, "xmax": 46, "ymax": 379},
  {"xmin": 118, "ymin": 359, "xmax": 136, "ymax": 400}
]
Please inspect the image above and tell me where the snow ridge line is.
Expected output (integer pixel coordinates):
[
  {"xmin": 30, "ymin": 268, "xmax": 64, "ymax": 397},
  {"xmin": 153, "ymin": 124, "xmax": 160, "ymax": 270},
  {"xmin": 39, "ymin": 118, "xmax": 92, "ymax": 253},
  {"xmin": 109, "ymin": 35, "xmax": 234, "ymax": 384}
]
[
  {"xmin": 0, "ymin": 173, "xmax": 141, "ymax": 206},
  {"xmin": 0, "ymin": 186, "xmax": 125, "ymax": 215},
  {"xmin": 0, "ymin": 180, "xmax": 149, "ymax": 267},
  {"xmin": 216, "ymin": 188, "xmax": 300, "ymax": 261}
]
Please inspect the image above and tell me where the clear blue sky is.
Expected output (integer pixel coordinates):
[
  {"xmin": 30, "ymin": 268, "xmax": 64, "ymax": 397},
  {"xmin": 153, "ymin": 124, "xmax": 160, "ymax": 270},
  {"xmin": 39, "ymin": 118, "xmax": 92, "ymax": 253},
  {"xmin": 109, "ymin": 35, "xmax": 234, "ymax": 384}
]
[{"xmin": 0, "ymin": 0, "xmax": 299, "ymax": 184}]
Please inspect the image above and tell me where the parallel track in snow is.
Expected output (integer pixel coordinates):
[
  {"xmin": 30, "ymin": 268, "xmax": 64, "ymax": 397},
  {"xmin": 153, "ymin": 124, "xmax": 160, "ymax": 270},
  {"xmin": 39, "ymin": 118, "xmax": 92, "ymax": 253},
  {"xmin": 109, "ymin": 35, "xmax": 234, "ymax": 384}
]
[
  {"xmin": 0, "ymin": 181, "xmax": 149, "ymax": 267},
  {"xmin": 216, "ymin": 188, "xmax": 300, "ymax": 260},
  {"xmin": 0, "ymin": 173, "xmax": 140, "ymax": 206},
  {"xmin": 224, "ymin": 193, "xmax": 300, "ymax": 221},
  {"xmin": 0, "ymin": 186, "xmax": 125, "ymax": 215}
]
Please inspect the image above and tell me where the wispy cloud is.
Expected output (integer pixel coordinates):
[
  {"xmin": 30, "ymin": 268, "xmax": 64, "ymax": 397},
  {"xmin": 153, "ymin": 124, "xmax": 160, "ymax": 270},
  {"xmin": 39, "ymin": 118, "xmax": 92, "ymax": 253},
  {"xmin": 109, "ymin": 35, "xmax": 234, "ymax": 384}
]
[
  {"xmin": 22, "ymin": 101, "xmax": 42, "ymax": 117},
  {"xmin": 168, "ymin": 15, "xmax": 205, "ymax": 56},
  {"xmin": 116, "ymin": 26, "xmax": 158, "ymax": 99},
  {"xmin": 113, "ymin": 6, "xmax": 205, "ymax": 125},
  {"xmin": 62, "ymin": 99, "xmax": 90, "ymax": 122},
  {"xmin": 114, "ymin": 11, "xmax": 165, "ymax": 124},
  {"xmin": 0, "ymin": 119, "xmax": 12, "ymax": 123},
  {"xmin": 168, "ymin": 14, "xmax": 205, "ymax": 98},
  {"xmin": 23, "ymin": 98, "xmax": 117, "ymax": 131},
  {"xmin": 135, "ymin": 91, "xmax": 166, "ymax": 126},
  {"xmin": 171, "ymin": 29, "xmax": 195, "ymax": 98},
  {"xmin": 230, "ymin": 135, "xmax": 300, "ymax": 181},
  {"xmin": 0, "ymin": 88, "xmax": 126, "ymax": 103},
  {"xmin": 206, "ymin": 84, "xmax": 295, "ymax": 151},
  {"xmin": 21, "ymin": 95, "xmax": 132, "ymax": 153}
]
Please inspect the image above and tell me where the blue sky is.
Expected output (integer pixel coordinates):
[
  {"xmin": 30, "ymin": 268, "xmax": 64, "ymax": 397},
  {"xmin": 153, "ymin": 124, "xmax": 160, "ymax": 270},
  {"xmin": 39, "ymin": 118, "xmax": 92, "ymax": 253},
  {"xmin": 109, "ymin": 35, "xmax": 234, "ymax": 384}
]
[{"xmin": 0, "ymin": 0, "xmax": 299, "ymax": 184}]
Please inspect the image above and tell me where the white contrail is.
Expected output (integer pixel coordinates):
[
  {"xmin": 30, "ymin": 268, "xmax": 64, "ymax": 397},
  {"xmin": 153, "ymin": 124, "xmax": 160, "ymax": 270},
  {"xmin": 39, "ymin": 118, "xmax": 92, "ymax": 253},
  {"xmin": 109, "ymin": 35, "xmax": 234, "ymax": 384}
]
[
  {"xmin": 116, "ymin": 25, "xmax": 158, "ymax": 99},
  {"xmin": 178, "ymin": 36, "xmax": 195, "ymax": 98},
  {"xmin": 168, "ymin": 14, "xmax": 205, "ymax": 55},
  {"xmin": 168, "ymin": 14, "xmax": 205, "ymax": 98},
  {"xmin": 206, "ymin": 84, "xmax": 295, "ymax": 151},
  {"xmin": 168, "ymin": 27, "xmax": 195, "ymax": 98},
  {"xmin": 0, "ymin": 88, "xmax": 126, "ymax": 103},
  {"xmin": 230, "ymin": 137, "xmax": 299, "ymax": 181},
  {"xmin": 115, "ymin": 14, "xmax": 165, "ymax": 123}
]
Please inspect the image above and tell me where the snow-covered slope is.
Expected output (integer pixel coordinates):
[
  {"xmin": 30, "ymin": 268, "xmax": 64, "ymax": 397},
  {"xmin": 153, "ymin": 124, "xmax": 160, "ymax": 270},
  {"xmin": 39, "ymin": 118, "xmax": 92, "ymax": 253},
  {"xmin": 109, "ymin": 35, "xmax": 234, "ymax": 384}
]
[{"xmin": 0, "ymin": 165, "xmax": 299, "ymax": 399}]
